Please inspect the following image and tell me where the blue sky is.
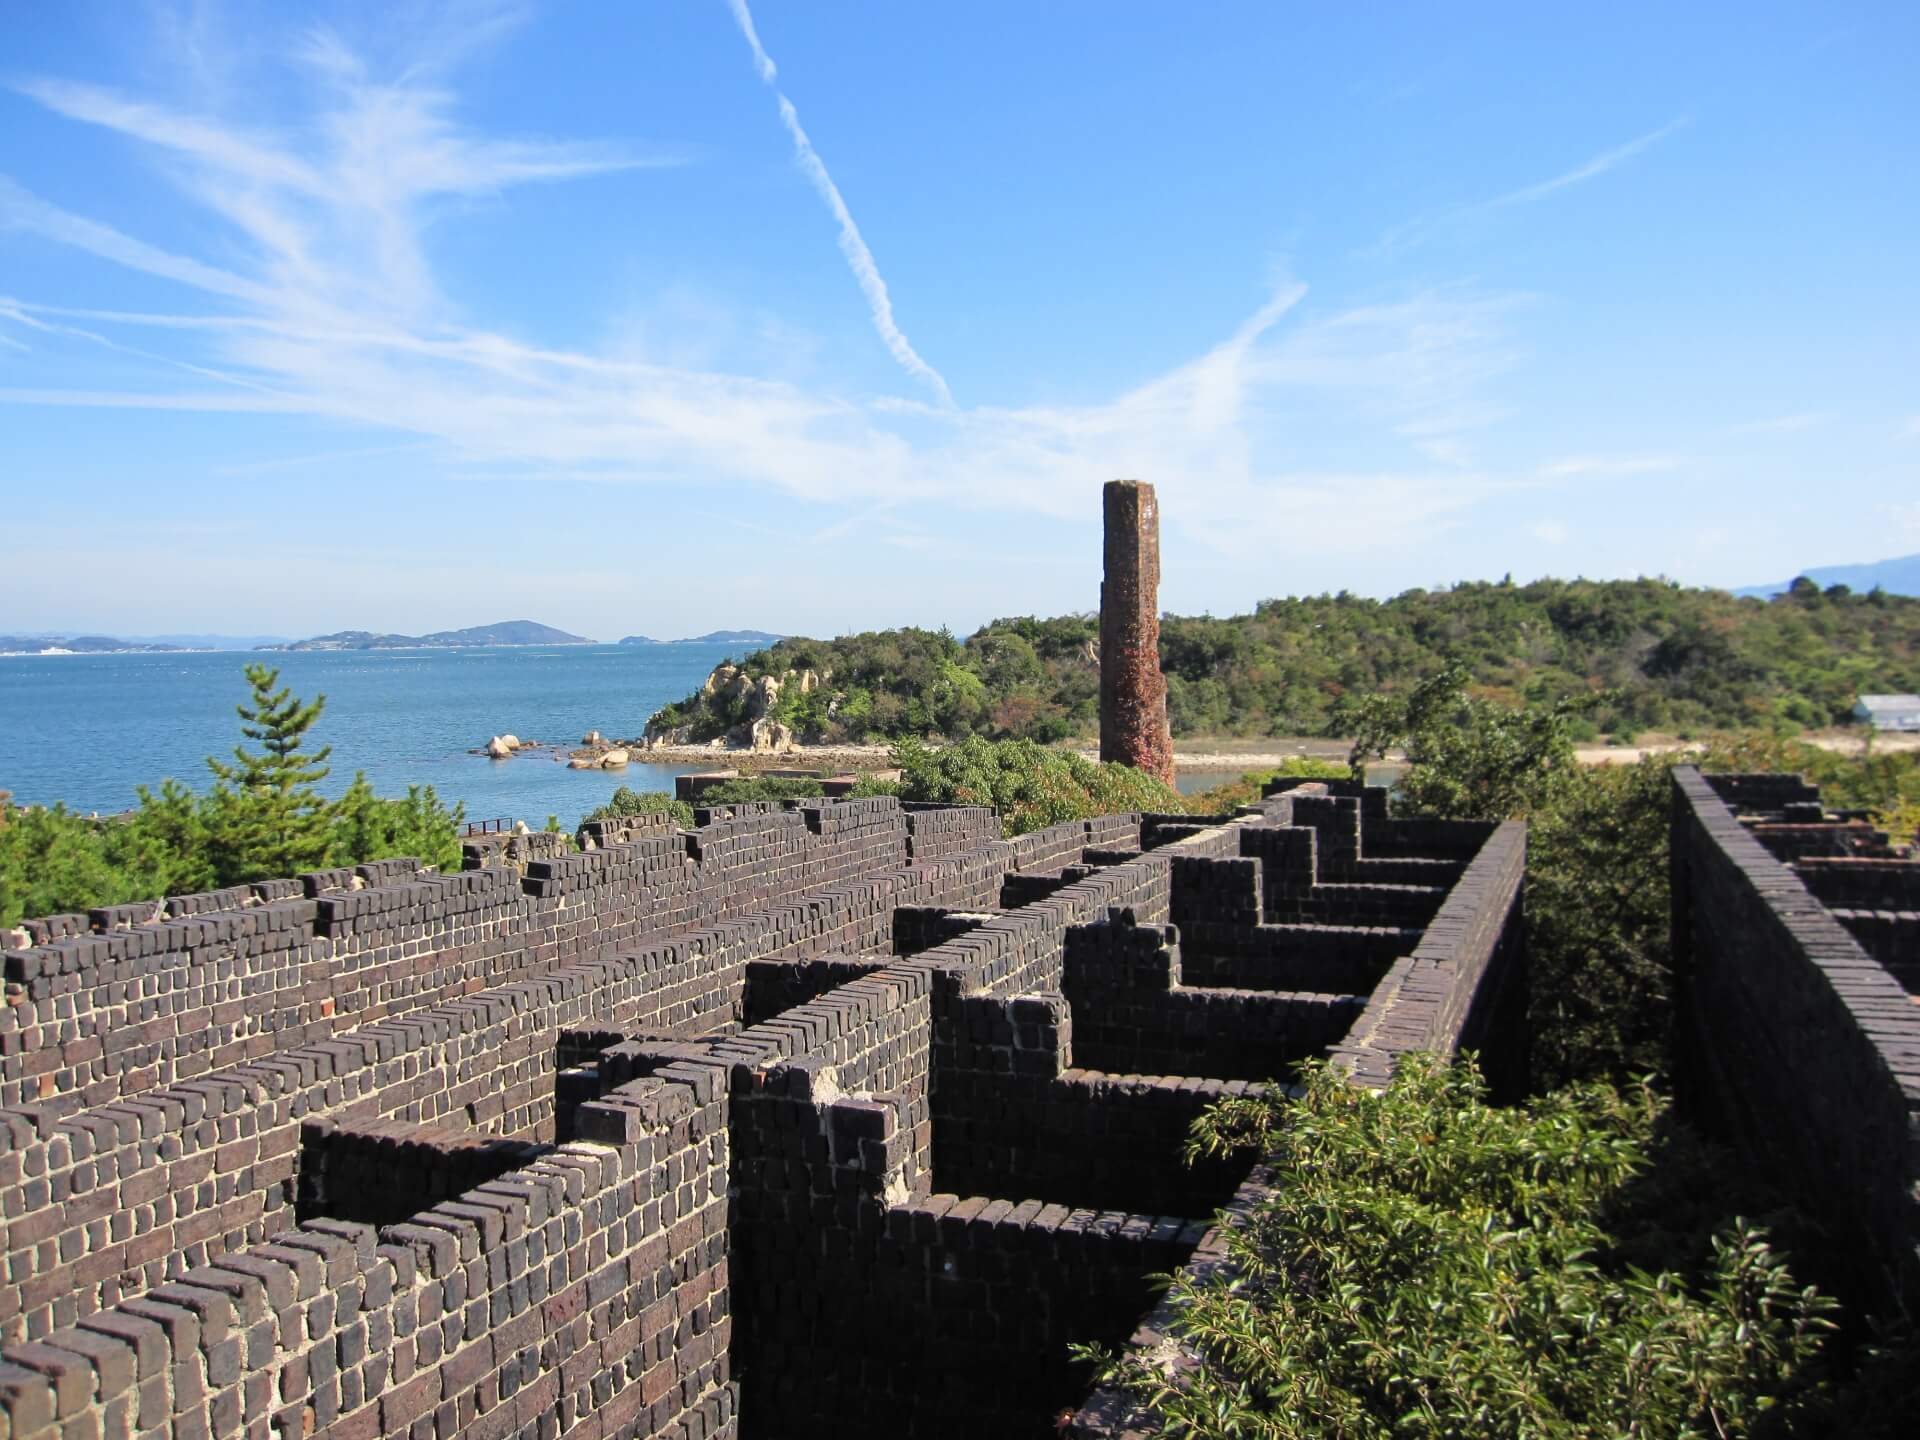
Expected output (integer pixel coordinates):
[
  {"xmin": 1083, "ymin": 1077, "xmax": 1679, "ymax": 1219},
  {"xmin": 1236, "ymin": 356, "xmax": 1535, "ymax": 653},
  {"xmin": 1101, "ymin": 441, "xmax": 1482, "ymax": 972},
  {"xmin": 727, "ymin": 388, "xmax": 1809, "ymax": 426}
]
[{"xmin": 1, "ymin": 0, "xmax": 1915, "ymax": 640}]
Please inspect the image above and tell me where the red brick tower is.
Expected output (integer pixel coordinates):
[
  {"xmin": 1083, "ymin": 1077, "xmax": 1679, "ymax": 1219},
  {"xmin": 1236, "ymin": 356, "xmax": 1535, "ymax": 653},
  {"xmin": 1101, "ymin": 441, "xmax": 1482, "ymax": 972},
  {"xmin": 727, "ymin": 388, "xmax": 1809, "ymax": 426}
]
[{"xmin": 1099, "ymin": 480, "xmax": 1175, "ymax": 786}]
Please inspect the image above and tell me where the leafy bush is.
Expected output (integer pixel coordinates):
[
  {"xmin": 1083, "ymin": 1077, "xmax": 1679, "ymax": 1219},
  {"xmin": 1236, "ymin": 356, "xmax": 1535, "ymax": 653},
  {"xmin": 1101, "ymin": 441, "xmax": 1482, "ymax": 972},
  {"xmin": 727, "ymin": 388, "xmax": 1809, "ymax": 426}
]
[
  {"xmin": 579, "ymin": 787, "xmax": 695, "ymax": 831},
  {"xmin": 1086, "ymin": 1056, "xmax": 1839, "ymax": 1438},
  {"xmin": 891, "ymin": 736, "xmax": 1184, "ymax": 836}
]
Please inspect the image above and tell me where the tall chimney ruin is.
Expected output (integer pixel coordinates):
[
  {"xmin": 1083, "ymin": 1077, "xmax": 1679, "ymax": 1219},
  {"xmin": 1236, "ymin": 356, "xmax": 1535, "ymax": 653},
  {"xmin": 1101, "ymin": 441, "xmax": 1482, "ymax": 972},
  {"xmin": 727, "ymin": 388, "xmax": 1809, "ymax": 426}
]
[{"xmin": 1099, "ymin": 479, "xmax": 1175, "ymax": 786}]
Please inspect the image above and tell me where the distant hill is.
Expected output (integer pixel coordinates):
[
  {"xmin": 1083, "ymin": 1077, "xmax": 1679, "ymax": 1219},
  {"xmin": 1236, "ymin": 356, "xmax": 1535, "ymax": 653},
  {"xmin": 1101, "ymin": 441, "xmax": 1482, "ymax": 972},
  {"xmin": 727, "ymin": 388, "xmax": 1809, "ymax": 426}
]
[
  {"xmin": 619, "ymin": 630, "xmax": 786, "ymax": 646},
  {"xmin": 691, "ymin": 629, "xmax": 785, "ymax": 644},
  {"xmin": 261, "ymin": 620, "xmax": 595, "ymax": 651},
  {"xmin": 1734, "ymin": 553, "xmax": 1920, "ymax": 599},
  {"xmin": 0, "ymin": 634, "xmax": 185, "ymax": 655},
  {"xmin": 644, "ymin": 578, "xmax": 1920, "ymax": 746},
  {"xmin": 128, "ymin": 633, "xmax": 291, "ymax": 650}
]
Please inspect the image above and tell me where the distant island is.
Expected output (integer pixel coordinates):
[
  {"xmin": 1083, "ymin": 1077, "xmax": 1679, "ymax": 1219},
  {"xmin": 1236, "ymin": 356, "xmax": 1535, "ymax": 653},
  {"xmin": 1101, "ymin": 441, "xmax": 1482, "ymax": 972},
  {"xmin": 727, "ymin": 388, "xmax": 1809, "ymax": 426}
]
[
  {"xmin": 0, "ymin": 633, "xmax": 187, "ymax": 656},
  {"xmin": 618, "ymin": 630, "xmax": 786, "ymax": 646},
  {"xmin": 259, "ymin": 620, "xmax": 595, "ymax": 651},
  {"xmin": 1735, "ymin": 552, "xmax": 1920, "ymax": 599}
]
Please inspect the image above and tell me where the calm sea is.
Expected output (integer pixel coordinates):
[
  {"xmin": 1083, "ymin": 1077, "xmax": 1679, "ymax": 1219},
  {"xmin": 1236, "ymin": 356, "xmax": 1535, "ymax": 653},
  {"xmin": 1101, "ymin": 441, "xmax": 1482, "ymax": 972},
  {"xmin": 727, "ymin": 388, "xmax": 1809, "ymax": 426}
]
[{"xmin": 0, "ymin": 643, "xmax": 745, "ymax": 826}]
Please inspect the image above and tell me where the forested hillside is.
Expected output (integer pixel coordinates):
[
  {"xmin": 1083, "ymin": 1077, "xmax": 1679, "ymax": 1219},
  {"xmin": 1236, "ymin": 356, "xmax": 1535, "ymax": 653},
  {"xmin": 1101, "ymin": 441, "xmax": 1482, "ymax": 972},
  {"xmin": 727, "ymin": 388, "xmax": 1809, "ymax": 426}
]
[{"xmin": 645, "ymin": 577, "xmax": 1920, "ymax": 744}]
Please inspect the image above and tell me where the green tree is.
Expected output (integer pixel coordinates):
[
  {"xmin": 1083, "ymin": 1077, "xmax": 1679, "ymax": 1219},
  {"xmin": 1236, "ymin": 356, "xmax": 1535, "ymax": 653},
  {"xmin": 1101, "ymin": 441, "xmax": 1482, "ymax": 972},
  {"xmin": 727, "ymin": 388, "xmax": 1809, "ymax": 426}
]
[
  {"xmin": 330, "ymin": 774, "xmax": 465, "ymax": 872},
  {"xmin": 1342, "ymin": 663, "xmax": 1582, "ymax": 821},
  {"xmin": 205, "ymin": 664, "xmax": 336, "ymax": 882}
]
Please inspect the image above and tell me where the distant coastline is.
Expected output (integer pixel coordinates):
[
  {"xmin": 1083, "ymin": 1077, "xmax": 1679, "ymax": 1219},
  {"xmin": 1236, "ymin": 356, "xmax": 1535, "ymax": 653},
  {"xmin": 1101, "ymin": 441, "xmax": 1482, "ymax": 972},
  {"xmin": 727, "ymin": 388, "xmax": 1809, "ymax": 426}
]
[
  {"xmin": 257, "ymin": 619, "xmax": 595, "ymax": 651},
  {"xmin": 619, "ymin": 629, "xmax": 786, "ymax": 647}
]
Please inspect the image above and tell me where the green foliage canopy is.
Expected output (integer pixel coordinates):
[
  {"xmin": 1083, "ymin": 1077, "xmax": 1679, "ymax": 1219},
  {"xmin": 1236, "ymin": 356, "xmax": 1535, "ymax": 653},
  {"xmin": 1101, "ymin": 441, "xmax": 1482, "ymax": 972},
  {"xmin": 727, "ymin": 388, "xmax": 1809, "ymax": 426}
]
[
  {"xmin": 204, "ymin": 664, "xmax": 337, "ymax": 880},
  {"xmin": 579, "ymin": 787, "xmax": 696, "ymax": 831},
  {"xmin": 1088, "ymin": 1057, "xmax": 1839, "ymax": 1439},
  {"xmin": 648, "ymin": 579, "xmax": 1920, "ymax": 745}
]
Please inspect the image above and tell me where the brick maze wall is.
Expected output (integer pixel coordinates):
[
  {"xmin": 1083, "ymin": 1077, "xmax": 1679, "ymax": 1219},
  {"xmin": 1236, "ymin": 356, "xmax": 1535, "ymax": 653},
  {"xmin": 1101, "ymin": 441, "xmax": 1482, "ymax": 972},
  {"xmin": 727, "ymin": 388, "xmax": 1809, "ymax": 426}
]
[
  {"xmin": 0, "ymin": 800, "xmax": 1011, "ymax": 1349},
  {"xmin": 1325, "ymin": 821, "xmax": 1527, "ymax": 1093},
  {"xmin": 0, "ymin": 785, "xmax": 1532, "ymax": 1440},
  {"xmin": 0, "ymin": 1073, "xmax": 733, "ymax": 1440},
  {"xmin": 1671, "ymin": 768, "xmax": 1920, "ymax": 1317},
  {"xmin": 1061, "ymin": 915, "xmax": 1365, "ymax": 1080},
  {"xmin": 1067, "ymin": 812, "xmax": 1528, "ymax": 1440},
  {"xmin": 296, "ymin": 1121, "xmax": 549, "ymax": 1230},
  {"xmin": 0, "ymin": 801, "xmax": 916, "ymax": 1115}
]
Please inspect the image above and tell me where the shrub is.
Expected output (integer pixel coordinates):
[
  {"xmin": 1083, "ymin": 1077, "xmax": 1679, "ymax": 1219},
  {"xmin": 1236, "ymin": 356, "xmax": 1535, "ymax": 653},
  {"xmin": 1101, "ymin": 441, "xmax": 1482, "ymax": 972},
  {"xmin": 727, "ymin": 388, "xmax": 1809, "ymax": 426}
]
[
  {"xmin": 1085, "ymin": 1055, "xmax": 1838, "ymax": 1438},
  {"xmin": 891, "ymin": 736, "xmax": 1184, "ymax": 836},
  {"xmin": 579, "ymin": 787, "xmax": 695, "ymax": 831}
]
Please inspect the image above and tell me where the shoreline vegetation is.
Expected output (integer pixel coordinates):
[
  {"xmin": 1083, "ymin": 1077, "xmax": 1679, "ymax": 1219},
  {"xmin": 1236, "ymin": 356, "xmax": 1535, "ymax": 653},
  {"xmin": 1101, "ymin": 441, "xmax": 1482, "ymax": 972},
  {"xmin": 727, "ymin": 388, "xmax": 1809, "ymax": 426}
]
[{"xmin": 639, "ymin": 577, "xmax": 1920, "ymax": 752}]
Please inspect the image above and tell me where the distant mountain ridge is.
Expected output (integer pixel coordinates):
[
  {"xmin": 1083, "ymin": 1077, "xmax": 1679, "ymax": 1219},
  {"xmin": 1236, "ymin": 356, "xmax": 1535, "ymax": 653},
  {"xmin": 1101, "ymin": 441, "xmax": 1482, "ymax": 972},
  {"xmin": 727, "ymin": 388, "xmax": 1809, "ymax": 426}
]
[
  {"xmin": 260, "ymin": 620, "xmax": 595, "ymax": 651},
  {"xmin": 1734, "ymin": 552, "xmax": 1920, "ymax": 599},
  {"xmin": 0, "ymin": 634, "xmax": 186, "ymax": 655},
  {"xmin": 129, "ymin": 633, "xmax": 291, "ymax": 650},
  {"xmin": 619, "ymin": 630, "xmax": 786, "ymax": 646}
]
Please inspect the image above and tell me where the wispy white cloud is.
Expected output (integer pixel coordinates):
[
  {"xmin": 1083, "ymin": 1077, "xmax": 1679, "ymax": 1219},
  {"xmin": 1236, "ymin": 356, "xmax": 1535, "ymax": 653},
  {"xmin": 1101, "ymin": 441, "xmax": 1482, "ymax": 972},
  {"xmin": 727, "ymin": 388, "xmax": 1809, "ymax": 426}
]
[
  {"xmin": 724, "ymin": 0, "xmax": 954, "ymax": 407},
  {"xmin": 0, "ymin": 175, "xmax": 268, "ymax": 301},
  {"xmin": 0, "ymin": 18, "xmax": 1527, "ymax": 561},
  {"xmin": 1481, "ymin": 118, "xmax": 1690, "ymax": 211},
  {"xmin": 1903, "ymin": 416, "xmax": 1920, "ymax": 438},
  {"xmin": 1537, "ymin": 454, "xmax": 1679, "ymax": 479},
  {"xmin": 1372, "ymin": 117, "xmax": 1689, "ymax": 255},
  {"xmin": 1531, "ymin": 520, "xmax": 1570, "ymax": 544}
]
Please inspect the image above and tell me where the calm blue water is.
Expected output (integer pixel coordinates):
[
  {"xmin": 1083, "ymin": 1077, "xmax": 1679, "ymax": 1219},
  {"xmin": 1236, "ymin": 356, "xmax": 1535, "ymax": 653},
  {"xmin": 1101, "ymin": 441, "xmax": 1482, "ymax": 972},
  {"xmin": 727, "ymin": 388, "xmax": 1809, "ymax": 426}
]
[{"xmin": 0, "ymin": 644, "xmax": 746, "ymax": 827}]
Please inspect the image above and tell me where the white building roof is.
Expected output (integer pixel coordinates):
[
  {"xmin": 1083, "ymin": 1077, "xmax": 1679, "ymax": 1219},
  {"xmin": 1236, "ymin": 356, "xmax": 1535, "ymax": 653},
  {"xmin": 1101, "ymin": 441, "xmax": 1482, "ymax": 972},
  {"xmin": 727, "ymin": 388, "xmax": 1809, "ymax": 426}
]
[{"xmin": 1857, "ymin": 694, "xmax": 1920, "ymax": 708}]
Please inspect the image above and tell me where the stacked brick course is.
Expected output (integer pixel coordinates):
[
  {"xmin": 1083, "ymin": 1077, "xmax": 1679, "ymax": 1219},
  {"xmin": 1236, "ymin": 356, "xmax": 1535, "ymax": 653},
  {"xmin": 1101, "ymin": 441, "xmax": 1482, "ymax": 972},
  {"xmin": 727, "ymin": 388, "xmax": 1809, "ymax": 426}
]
[
  {"xmin": 1671, "ymin": 768, "xmax": 1920, "ymax": 1316},
  {"xmin": 0, "ymin": 782, "xmax": 1527, "ymax": 1439}
]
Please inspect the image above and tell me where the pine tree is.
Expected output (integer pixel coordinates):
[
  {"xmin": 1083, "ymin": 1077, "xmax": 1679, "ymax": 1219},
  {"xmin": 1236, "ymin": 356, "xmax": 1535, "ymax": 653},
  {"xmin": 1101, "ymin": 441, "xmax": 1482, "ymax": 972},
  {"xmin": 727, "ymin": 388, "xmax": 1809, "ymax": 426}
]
[{"xmin": 206, "ymin": 664, "xmax": 335, "ymax": 882}]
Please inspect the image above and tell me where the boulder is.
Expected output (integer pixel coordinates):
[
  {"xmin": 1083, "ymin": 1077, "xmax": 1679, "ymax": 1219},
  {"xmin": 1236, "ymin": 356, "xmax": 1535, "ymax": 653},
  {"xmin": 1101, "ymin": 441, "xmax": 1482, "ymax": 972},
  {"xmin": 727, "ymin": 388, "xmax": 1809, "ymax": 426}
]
[
  {"xmin": 568, "ymin": 757, "xmax": 596, "ymax": 770},
  {"xmin": 748, "ymin": 674, "xmax": 781, "ymax": 720},
  {"xmin": 599, "ymin": 749, "xmax": 630, "ymax": 769},
  {"xmin": 730, "ymin": 717, "xmax": 794, "ymax": 754},
  {"xmin": 499, "ymin": 734, "xmax": 522, "ymax": 750},
  {"xmin": 485, "ymin": 736, "xmax": 512, "ymax": 759},
  {"xmin": 583, "ymin": 730, "xmax": 604, "ymax": 746}
]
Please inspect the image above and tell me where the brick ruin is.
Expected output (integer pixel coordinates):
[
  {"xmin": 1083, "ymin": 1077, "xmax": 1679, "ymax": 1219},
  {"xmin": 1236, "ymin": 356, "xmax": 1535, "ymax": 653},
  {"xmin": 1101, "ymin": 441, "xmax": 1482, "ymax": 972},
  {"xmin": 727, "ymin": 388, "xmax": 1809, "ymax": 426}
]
[
  {"xmin": 1098, "ymin": 480, "xmax": 1175, "ymax": 787},
  {"xmin": 0, "ymin": 773, "xmax": 1527, "ymax": 1439},
  {"xmin": 1670, "ymin": 769, "xmax": 1920, "ymax": 1318}
]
